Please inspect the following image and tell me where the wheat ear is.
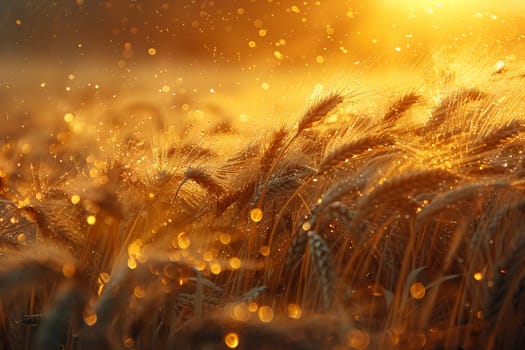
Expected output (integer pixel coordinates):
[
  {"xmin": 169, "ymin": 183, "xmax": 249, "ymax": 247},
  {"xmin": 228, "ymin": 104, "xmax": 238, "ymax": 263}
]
[
  {"xmin": 317, "ymin": 135, "xmax": 394, "ymax": 173},
  {"xmin": 382, "ymin": 92, "xmax": 420, "ymax": 124},
  {"xmin": 306, "ymin": 230, "xmax": 336, "ymax": 310},
  {"xmin": 297, "ymin": 92, "xmax": 344, "ymax": 135},
  {"xmin": 471, "ymin": 119, "xmax": 524, "ymax": 154},
  {"xmin": 422, "ymin": 88, "xmax": 485, "ymax": 134}
]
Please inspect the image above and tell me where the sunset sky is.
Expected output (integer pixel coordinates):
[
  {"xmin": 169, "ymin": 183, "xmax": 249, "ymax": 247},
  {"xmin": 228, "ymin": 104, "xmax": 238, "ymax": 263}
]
[{"xmin": 2, "ymin": 0, "xmax": 524, "ymax": 68}]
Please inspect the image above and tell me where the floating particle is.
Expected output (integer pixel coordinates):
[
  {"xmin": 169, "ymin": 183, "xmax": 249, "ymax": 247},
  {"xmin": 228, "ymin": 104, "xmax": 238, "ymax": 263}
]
[
  {"xmin": 291, "ymin": 5, "xmax": 300, "ymax": 13},
  {"xmin": 258, "ymin": 29, "xmax": 267, "ymax": 37},
  {"xmin": 16, "ymin": 19, "xmax": 22, "ymax": 25},
  {"xmin": 229, "ymin": 257, "xmax": 241, "ymax": 269},
  {"xmin": 408, "ymin": 331, "xmax": 427, "ymax": 349},
  {"xmin": 211, "ymin": 262, "xmax": 222, "ymax": 274},
  {"xmin": 274, "ymin": 50, "xmax": 284, "ymax": 60},
  {"xmin": 346, "ymin": 329, "xmax": 370, "ymax": 350},
  {"xmin": 237, "ymin": 8, "xmax": 245, "ymax": 15},
  {"xmin": 287, "ymin": 304, "xmax": 302, "ymax": 319},
  {"xmin": 248, "ymin": 40, "xmax": 257, "ymax": 48},
  {"xmin": 224, "ymin": 332, "xmax": 239, "ymax": 348},
  {"xmin": 161, "ymin": 85, "xmax": 170, "ymax": 93},
  {"xmin": 62, "ymin": 263, "xmax": 76, "ymax": 278},
  {"xmin": 123, "ymin": 337, "xmax": 135, "ymax": 348},
  {"xmin": 99, "ymin": 272, "xmax": 110, "ymax": 284},
  {"xmin": 21, "ymin": 143, "xmax": 32, "ymax": 154},
  {"xmin": 258, "ymin": 306, "xmax": 274, "ymax": 322},
  {"xmin": 259, "ymin": 245, "xmax": 270, "ymax": 256},
  {"xmin": 133, "ymin": 286, "xmax": 146, "ymax": 298},
  {"xmin": 83, "ymin": 312, "xmax": 97, "ymax": 326},
  {"xmin": 253, "ymin": 19, "xmax": 264, "ymax": 28},
  {"xmin": 177, "ymin": 232, "xmax": 191, "ymax": 249},
  {"xmin": 203, "ymin": 250, "xmax": 214, "ymax": 262},
  {"xmin": 493, "ymin": 60, "xmax": 505, "ymax": 73},
  {"xmin": 219, "ymin": 232, "xmax": 231, "ymax": 244},
  {"xmin": 315, "ymin": 55, "xmax": 325, "ymax": 63},
  {"xmin": 250, "ymin": 208, "xmax": 264, "ymax": 222},
  {"xmin": 473, "ymin": 272, "xmax": 483, "ymax": 281},
  {"xmin": 248, "ymin": 302, "xmax": 258, "ymax": 312},
  {"xmin": 128, "ymin": 256, "xmax": 137, "ymax": 269},
  {"xmin": 261, "ymin": 82, "xmax": 270, "ymax": 90},
  {"xmin": 233, "ymin": 303, "xmax": 250, "ymax": 321},
  {"xmin": 409, "ymin": 282, "xmax": 426, "ymax": 299},
  {"xmin": 148, "ymin": 47, "xmax": 157, "ymax": 56},
  {"xmin": 87, "ymin": 215, "xmax": 96, "ymax": 225},
  {"xmin": 239, "ymin": 113, "xmax": 249, "ymax": 122}
]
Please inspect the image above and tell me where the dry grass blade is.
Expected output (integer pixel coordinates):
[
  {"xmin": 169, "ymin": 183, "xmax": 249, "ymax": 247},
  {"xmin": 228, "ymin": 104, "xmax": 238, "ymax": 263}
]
[
  {"xmin": 306, "ymin": 231, "xmax": 336, "ymax": 311},
  {"xmin": 382, "ymin": 92, "xmax": 420, "ymax": 123},
  {"xmin": 297, "ymin": 92, "xmax": 344, "ymax": 135},
  {"xmin": 317, "ymin": 135, "xmax": 394, "ymax": 173}
]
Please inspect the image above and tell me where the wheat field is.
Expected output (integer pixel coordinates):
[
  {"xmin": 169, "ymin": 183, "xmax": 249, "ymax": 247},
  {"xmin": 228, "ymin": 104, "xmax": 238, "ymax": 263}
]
[
  {"xmin": 1, "ymin": 52, "xmax": 525, "ymax": 349},
  {"xmin": 2, "ymin": 1, "xmax": 525, "ymax": 349}
]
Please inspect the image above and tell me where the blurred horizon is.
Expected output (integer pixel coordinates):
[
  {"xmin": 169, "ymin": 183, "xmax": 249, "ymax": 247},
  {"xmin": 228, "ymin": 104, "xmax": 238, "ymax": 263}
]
[
  {"xmin": 2, "ymin": 0, "xmax": 525, "ymax": 131},
  {"xmin": 2, "ymin": 1, "xmax": 525, "ymax": 66}
]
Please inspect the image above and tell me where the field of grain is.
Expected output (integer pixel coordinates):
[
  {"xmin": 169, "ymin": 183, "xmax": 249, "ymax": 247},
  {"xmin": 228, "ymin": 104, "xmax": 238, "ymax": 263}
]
[{"xmin": 2, "ymin": 1, "xmax": 525, "ymax": 349}]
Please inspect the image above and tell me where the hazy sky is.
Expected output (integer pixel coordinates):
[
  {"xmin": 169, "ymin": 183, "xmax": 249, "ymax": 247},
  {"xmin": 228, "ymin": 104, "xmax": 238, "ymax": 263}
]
[{"xmin": 2, "ymin": 1, "xmax": 524, "ymax": 68}]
